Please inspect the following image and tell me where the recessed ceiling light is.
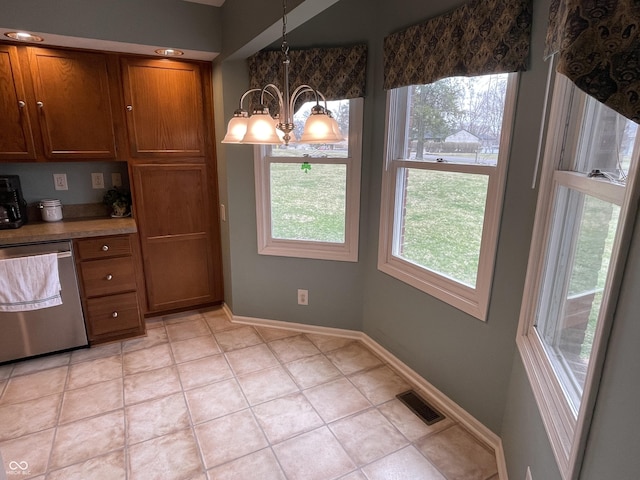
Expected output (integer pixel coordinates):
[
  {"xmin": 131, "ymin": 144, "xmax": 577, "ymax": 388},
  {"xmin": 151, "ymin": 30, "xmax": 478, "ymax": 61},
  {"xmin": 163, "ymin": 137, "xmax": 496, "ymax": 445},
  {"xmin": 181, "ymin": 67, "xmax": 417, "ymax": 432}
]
[
  {"xmin": 4, "ymin": 31, "xmax": 44, "ymax": 42},
  {"xmin": 154, "ymin": 48, "xmax": 184, "ymax": 57}
]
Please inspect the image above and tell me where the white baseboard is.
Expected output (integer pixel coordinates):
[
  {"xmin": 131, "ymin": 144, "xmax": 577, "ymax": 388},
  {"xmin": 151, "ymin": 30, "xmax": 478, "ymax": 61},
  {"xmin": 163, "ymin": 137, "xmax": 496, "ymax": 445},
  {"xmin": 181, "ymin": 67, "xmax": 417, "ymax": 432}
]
[{"xmin": 222, "ymin": 303, "xmax": 508, "ymax": 479}]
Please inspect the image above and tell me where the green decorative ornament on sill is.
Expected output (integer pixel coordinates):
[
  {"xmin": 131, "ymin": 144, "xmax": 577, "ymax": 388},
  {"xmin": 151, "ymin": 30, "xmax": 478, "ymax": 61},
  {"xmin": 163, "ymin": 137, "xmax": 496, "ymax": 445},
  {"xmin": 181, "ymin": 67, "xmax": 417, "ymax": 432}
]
[
  {"xmin": 103, "ymin": 187, "xmax": 132, "ymax": 218},
  {"xmin": 301, "ymin": 162, "xmax": 312, "ymax": 173}
]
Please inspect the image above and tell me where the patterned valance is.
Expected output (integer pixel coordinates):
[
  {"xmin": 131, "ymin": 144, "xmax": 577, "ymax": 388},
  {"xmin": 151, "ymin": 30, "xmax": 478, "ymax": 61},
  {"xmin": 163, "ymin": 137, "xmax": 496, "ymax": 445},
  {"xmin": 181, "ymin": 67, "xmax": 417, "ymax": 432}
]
[
  {"xmin": 247, "ymin": 44, "xmax": 367, "ymax": 112},
  {"xmin": 545, "ymin": 0, "xmax": 640, "ymax": 124},
  {"xmin": 383, "ymin": 0, "xmax": 532, "ymax": 90}
]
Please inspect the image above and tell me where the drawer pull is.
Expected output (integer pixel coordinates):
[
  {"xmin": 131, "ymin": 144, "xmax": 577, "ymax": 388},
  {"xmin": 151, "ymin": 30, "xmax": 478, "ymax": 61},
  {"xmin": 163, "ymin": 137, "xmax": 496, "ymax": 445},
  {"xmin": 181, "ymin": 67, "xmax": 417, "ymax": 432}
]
[
  {"xmin": 112, "ymin": 311, "xmax": 118, "ymax": 318},
  {"xmin": 105, "ymin": 274, "xmax": 113, "ymax": 281},
  {"xmin": 101, "ymin": 245, "xmax": 109, "ymax": 251}
]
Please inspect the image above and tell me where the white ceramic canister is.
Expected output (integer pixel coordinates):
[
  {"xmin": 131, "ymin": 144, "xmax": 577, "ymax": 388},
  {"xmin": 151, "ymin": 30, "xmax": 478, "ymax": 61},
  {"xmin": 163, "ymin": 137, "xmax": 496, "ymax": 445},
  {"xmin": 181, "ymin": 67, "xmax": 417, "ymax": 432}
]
[{"xmin": 39, "ymin": 199, "xmax": 63, "ymax": 222}]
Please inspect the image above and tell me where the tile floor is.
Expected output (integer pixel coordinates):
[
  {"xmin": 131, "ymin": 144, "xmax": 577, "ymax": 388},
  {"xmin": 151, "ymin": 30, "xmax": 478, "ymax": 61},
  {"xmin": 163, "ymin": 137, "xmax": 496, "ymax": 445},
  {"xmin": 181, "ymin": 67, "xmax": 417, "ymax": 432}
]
[{"xmin": 0, "ymin": 308, "xmax": 499, "ymax": 480}]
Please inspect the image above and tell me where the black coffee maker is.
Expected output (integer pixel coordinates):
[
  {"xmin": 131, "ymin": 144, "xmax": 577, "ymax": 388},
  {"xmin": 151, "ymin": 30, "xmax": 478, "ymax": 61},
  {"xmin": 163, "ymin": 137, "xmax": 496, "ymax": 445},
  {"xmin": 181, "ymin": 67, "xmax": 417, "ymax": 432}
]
[{"xmin": 0, "ymin": 175, "xmax": 28, "ymax": 229}]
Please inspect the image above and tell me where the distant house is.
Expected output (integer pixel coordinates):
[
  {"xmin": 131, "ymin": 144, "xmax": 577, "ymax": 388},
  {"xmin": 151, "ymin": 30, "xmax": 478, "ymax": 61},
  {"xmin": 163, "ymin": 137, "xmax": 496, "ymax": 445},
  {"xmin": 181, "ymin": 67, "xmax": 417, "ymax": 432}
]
[
  {"xmin": 445, "ymin": 129, "xmax": 500, "ymax": 153},
  {"xmin": 445, "ymin": 129, "xmax": 480, "ymax": 143}
]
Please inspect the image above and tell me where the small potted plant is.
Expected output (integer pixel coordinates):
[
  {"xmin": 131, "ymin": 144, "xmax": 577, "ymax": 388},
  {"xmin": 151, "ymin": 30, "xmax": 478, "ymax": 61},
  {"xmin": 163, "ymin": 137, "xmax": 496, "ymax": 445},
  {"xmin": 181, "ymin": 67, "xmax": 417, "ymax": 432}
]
[{"xmin": 103, "ymin": 187, "xmax": 132, "ymax": 217}]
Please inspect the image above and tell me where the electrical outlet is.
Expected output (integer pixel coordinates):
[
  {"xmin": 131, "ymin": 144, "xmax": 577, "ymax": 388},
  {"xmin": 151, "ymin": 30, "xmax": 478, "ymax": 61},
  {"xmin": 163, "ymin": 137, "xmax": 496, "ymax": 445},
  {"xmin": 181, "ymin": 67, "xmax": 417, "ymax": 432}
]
[
  {"xmin": 297, "ymin": 289, "xmax": 309, "ymax": 306},
  {"xmin": 53, "ymin": 173, "xmax": 68, "ymax": 191},
  {"xmin": 91, "ymin": 173, "xmax": 105, "ymax": 189},
  {"xmin": 220, "ymin": 204, "xmax": 226, "ymax": 222},
  {"xmin": 111, "ymin": 172, "xmax": 122, "ymax": 187}
]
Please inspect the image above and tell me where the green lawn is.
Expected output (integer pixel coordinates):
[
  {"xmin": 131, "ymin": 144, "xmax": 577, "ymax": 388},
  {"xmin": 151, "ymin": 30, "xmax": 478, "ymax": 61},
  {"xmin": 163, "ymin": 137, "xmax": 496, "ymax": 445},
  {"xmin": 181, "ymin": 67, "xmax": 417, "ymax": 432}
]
[
  {"xmin": 271, "ymin": 161, "xmax": 488, "ymax": 286},
  {"xmin": 399, "ymin": 169, "xmax": 488, "ymax": 287},
  {"xmin": 565, "ymin": 195, "xmax": 620, "ymax": 360},
  {"xmin": 270, "ymin": 162, "xmax": 347, "ymax": 242}
]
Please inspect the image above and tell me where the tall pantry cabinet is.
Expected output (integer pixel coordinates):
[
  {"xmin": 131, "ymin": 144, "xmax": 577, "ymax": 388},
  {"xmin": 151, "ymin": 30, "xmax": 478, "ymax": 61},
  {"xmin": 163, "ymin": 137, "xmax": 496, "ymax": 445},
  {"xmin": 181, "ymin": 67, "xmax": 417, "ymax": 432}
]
[
  {"xmin": 121, "ymin": 57, "xmax": 223, "ymax": 314},
  {"xmin": 0, "ymin": 42, "xmax": 224, "ymax": 314}
]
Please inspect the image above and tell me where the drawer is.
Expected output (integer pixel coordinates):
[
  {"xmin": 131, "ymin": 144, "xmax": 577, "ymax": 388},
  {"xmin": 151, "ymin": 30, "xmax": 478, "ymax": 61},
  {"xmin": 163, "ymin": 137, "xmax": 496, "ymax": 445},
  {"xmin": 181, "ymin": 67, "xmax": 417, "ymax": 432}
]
[
  {"xmin": 85, "ymin": 292, "xmax": 141, "ymax": 337},
  {"xmin": 80, "ymin": 257, "xmax": 137, "ymax": 297},
  {"xmin": 75, "ymin": 235, "xmax": 132, "ymax": 260}
]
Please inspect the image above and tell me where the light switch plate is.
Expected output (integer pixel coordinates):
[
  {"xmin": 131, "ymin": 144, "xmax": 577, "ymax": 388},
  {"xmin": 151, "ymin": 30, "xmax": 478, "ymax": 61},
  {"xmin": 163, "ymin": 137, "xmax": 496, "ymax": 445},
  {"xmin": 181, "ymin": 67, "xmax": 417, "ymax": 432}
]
[
  {"xmin": 111, "ymin": 173, "xmax": 122, "ymax": 187},
  {"xmin": 53, "ymin": 173, "xmax": 68, "ymax": 191},
  {"xmin": 91, "ymin": 173, "xmax": 105, "ymax": 189},
  {"xmin": 297, "ymin": 289, "xmax": 309, "ymax": 305}
]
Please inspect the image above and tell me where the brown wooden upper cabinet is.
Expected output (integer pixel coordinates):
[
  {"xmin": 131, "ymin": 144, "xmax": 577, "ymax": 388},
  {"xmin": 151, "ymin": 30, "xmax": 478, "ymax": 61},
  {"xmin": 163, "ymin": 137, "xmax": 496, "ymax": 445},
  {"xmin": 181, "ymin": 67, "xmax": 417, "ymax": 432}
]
[
  {"xmin": 121, "ymin": 58, "xmax": 206, "ymax": 158},
  {"xmin": 27, "ymin": 48, "xmax": 118, "ymax": 160},
  {"xmin": 0, "ymin": 45, "xmax": 37, "ymax": 160}
]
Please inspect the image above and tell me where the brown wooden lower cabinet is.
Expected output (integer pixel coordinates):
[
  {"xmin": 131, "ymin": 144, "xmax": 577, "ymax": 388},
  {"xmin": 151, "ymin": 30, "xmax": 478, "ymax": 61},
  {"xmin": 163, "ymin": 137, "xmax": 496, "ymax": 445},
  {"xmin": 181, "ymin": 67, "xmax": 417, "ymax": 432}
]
[
  {"xmin": 86, "ymin": 293, "xmax": 140, "ymax": 337},
  {"xmin": 74, "ymin": 234, "xmax": 145, "ymax": 344},
  {"xmin": 79, "ymin": 257, "xmax": 137, "ymax": 297},
  {"xmin": 131, "ymin": 162, "xmax": 223, "ymax": 314}
]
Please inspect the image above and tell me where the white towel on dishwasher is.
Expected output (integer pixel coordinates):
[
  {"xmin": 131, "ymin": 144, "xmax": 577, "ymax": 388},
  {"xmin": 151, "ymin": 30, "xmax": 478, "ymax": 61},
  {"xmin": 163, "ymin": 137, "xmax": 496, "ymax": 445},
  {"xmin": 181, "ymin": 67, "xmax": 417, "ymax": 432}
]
[{"xmin": 0, "ymin": 253, "xmax": 63, "ymax": 312}]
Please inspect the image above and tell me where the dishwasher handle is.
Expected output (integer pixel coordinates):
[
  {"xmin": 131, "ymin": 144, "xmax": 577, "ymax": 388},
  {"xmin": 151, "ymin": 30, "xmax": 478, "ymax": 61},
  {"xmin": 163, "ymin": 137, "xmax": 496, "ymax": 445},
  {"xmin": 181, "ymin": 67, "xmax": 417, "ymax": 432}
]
[{"xmin": 0, "ymin": 250, "xmax": 72, "ymax": 260}]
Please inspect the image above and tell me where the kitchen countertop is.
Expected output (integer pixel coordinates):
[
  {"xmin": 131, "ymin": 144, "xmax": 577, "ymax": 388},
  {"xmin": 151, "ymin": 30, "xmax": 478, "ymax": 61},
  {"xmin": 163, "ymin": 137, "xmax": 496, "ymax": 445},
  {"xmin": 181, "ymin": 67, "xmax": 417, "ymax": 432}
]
[{"xmin": 0, "ymin": 217, "xmax": 137, "ymax": 246}]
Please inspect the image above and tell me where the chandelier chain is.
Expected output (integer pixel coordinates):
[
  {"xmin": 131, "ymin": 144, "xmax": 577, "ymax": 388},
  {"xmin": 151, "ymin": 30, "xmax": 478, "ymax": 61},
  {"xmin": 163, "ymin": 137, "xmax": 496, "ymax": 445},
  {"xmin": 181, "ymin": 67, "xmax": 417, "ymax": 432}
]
[{"xmin": 281, "ymin": 0, "xmax": 289, "ymax": 58}]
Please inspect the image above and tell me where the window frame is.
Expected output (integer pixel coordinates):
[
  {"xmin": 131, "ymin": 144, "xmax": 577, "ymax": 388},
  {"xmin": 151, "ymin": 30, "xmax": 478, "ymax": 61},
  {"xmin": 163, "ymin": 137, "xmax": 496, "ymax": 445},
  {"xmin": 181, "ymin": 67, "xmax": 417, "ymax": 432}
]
[
  {"xmin": 517, "ymin": 72, "xmax": 640, "ymax": 480},
  {"xmin": 254, "ymin": 97, "xmax": 363, "ymax": 262},
  {"xmin": 378, "ymin": 73, "xmax": 519, "ymax": 320}
]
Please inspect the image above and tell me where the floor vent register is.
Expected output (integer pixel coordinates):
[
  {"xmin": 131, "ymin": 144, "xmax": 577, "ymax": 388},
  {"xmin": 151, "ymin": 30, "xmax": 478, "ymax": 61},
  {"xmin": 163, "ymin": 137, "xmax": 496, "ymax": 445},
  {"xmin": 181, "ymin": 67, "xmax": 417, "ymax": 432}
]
[{"xmin": 396, "ymin": 390, "xmax": 445, "ymax": 426}]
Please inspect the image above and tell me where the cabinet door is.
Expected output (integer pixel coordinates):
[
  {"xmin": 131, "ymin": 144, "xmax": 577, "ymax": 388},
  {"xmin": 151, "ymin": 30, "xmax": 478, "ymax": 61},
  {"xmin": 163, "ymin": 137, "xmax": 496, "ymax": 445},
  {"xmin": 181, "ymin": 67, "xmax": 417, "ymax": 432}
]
[
  {"xmin": 132, "ymin": 163, "xmax": 222, "ymax": 312},
  {"xmin": 121, "ymin": 58, "xmax": 206, "ymax": 158},
  {"xmin": 28, "ymin": 48, "xmax": 117, "ymax": 159},
  {"xmin": 0, "ymin": 45, "xmax": 36, "ymax": 160}
]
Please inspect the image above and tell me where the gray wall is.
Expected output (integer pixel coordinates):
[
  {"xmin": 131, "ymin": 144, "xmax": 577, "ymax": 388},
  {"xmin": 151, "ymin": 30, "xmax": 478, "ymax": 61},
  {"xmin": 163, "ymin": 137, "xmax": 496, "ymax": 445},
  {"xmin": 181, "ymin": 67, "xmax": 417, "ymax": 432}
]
[
  {"xmin": 501, "ymin": 356, "xmax": 563, "ymax": 480},
  {"xmin": 0, "ymin": 162, "xmax": 128, "ymax": 205}
]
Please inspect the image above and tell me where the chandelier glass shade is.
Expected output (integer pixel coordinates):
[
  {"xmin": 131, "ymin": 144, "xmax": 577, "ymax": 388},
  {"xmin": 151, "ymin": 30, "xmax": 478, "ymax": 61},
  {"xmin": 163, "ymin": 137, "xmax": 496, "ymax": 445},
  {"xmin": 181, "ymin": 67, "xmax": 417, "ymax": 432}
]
[{"xmin": 221, "ymin": 0, "xmax": 344, "ymax": 146}]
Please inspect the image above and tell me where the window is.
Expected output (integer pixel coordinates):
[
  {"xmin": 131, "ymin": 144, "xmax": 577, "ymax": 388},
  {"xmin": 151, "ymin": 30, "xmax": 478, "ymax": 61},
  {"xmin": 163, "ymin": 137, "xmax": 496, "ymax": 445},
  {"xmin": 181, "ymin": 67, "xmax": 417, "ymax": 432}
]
[
  {"xmin": 517, "ymin": 73, "xmax": 639, "ymax": 479},
  {"xmin": 378, "ymin": 73, "xmax": 518, "ymax": 320},
  {"xmin": 254, "ymin": 98, "xmax": 362, "ymax": 262}
]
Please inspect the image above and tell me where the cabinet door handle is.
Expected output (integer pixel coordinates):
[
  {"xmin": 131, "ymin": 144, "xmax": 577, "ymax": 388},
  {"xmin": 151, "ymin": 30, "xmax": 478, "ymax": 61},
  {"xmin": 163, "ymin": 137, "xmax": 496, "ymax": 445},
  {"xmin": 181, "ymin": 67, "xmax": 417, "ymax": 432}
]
[
  {"xmin": 101, "ymin": 245, "xmax": 109, "ymax": 251},
  {"xmin": 36, "ymin": 101, "xmax": 44, "ymax": 108},
  {"xmin": 112, "ymin": 311, "xmax": 118, "ymax": 318},
  {"xmin": 18, "ymin": 100, "xmax": 25, "ymax": 108},
  {"xmin": 105, "ymin": 274, "xmax": 113, "ymax": 281},
  {"xmin": 126, "ymin": 105, "xmax": 133, "ymax": 111}
]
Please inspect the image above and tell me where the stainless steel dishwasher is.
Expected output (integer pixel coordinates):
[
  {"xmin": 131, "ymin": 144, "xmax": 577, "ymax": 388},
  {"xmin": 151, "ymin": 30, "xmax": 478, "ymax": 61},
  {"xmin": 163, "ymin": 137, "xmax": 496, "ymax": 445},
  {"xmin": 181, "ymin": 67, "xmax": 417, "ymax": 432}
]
[{"xmin": 0, "ymin": 240, "xmax": 88, "ymax": 363}]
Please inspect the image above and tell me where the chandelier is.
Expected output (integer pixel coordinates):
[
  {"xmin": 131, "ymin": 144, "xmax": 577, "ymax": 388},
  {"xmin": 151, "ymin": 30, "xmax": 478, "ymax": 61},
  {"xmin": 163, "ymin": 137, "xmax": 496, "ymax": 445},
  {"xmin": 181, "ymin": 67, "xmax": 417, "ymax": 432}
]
[{"xmin": 221, "ymin": 0, "xmax": 343, "ymax": 145}]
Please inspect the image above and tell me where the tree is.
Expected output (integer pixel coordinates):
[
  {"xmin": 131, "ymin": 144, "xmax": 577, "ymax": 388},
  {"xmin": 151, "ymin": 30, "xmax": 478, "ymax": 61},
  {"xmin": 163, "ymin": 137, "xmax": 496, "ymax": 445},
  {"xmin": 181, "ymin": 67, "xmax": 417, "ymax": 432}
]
[
  {"xmin": 331, "ymin": 99, "xmax": 350, "ymax": 137},
  {"xmin": 409, "ymin": 79, "xmax": 462, "ymax": 159},
  {"xmin": 459, "ymin": 75, "xmax": 507, "ymax": 142}
]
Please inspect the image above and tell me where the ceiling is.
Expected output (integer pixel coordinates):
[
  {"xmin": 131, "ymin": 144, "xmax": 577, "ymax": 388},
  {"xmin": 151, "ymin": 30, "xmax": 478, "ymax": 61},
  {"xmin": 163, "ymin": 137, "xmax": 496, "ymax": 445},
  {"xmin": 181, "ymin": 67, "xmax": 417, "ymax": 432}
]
[{"xmin": 183, "ymin": 0, "xmax": 226, "ymax": 6}]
